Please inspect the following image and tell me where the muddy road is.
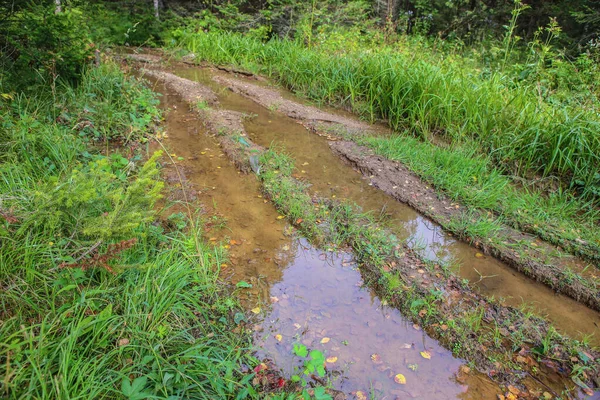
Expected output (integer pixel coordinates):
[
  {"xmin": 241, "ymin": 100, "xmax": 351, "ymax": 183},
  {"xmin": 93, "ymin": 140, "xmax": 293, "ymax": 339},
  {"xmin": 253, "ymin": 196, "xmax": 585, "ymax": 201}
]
[
  {"xmin": 129, "ymin": 55, "xmax": 600, "ymax": 399},
  {"xmin": 173, "ymin": 66, "xmax": 600, "ymax": 347}
]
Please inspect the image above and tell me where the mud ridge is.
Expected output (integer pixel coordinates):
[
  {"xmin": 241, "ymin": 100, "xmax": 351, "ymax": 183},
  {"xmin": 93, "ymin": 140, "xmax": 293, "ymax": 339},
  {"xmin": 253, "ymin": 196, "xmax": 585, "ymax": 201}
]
[
  {"xmin": 211, "ymin": 75, "xmax": 376, "ymax": 136},
  {"xmin": 211, "ymin": 74, "xmax": 600, "ymax": 312},
  {"xmin": 139, "ymin": 66, "xmax": 600, "ymax": 395}
]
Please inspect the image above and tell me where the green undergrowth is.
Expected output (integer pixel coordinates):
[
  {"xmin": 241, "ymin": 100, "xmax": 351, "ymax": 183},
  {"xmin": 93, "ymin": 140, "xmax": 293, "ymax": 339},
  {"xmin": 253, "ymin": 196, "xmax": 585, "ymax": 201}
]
[
  {"xmin": 255, "ymin": 147, "xmax": 599, "ymax": 394},
  {"xmin": 174, "ymin": 30, "xmax": 600, "ymax": 266},
  {"xmin": 0, "ymin": 63, "xmax": 272, "ymax": 399}
]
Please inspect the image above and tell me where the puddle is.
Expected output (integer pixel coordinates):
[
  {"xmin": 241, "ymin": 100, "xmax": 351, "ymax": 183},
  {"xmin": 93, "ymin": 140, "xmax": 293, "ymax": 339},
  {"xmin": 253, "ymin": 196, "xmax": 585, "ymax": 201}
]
[
  {"xmin": 148, "ymin": 78, "xmax": 294, "ymax": 300},
  {"xmin": 174, "ymin": 67, "xmax": 600, "ymax": 346},
  {"xmin": 255, "ymin": 238, "xmax": 502, "ymax": 399}
]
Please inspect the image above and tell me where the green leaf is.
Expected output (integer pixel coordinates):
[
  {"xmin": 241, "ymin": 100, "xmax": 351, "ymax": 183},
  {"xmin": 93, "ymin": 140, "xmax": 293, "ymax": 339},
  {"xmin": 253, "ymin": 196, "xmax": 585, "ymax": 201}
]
[
  {"xmin": 234, "ymin": 312, "xmax": 246, "ymax": 324},
  {"xmin": 121, "ymin": 376, "xmax": 148, "ymax": 399},
  {"xmin": 293, "ymin": 343, "xmax": 308, "ymax": 358},
  {"xmin": 236, "ymin": 281, "xmax": 252, "ymax": 288}
]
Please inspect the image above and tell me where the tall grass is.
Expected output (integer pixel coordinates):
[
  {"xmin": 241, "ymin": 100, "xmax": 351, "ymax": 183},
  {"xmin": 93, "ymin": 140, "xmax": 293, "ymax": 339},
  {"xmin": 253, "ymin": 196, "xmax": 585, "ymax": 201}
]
[
  {"xmin": 177, "ymin": 31, "xmax": 600, "ymax": 201},
  {"xmin": 0, "ymin": 64, "xmax": 262, "ymax": 399}
]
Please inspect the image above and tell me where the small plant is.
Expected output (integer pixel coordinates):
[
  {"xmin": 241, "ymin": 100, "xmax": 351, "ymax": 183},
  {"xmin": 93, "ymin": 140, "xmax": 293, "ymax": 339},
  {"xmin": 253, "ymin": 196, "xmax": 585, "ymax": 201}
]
[{"xmin": 291, "ymin": 344, "xmax": 326, "ymax": 387}]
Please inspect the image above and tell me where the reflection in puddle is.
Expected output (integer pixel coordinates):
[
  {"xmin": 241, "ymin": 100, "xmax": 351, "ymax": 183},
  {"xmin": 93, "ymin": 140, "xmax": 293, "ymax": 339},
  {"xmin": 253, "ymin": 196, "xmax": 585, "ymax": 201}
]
[{"xmin": 255, "ymin": 239, "xmax": 500, "ymax": 399}]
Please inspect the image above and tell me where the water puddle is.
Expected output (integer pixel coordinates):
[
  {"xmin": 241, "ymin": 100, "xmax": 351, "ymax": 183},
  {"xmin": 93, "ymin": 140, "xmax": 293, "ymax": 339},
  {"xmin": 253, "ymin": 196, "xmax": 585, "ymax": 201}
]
[
  {"xmin": 255, "ymin": 238, "xmax": 502, "ymax": 399},
  {"xmin": 174, "ymin": 67, "xmax": 600, "ymax": 346}
]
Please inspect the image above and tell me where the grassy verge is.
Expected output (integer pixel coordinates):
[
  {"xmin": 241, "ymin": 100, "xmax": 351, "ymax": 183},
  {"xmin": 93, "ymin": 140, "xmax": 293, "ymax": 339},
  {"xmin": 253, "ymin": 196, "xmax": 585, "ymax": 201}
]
[
  {"xmin": 172, "ymin": 30, "xmax": 600, "ymax": 265},
  {"xmin": 0, "ymin": 64, "xmax": 274, "ymax": 399}
]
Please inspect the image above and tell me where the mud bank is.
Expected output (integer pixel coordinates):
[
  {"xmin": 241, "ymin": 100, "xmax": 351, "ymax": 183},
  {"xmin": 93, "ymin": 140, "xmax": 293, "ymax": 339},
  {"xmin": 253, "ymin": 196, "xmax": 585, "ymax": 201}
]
[{"xmin": 133, "ymin": 60, "xmax": 600, "ymax": 397}]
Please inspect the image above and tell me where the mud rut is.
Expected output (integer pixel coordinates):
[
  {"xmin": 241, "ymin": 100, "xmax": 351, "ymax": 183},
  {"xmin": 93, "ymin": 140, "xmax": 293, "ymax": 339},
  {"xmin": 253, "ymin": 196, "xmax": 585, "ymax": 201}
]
[{"xmin": 126, "ymin": 55, "xmax": 599, "ymax": 399}]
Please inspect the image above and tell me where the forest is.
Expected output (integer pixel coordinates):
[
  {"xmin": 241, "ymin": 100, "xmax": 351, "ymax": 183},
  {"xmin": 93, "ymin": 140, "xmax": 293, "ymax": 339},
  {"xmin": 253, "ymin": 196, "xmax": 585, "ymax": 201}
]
[{"xmin": 1, "ymin": 0, "xmax": 600, "ymax": 399}]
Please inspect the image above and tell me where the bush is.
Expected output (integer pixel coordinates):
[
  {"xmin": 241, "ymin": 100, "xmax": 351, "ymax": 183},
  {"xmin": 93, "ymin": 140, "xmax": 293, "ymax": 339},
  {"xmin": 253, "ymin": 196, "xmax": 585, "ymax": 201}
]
[{"xmin": 1, "ymin": 5, "xmax": 93, "ymax": 89}]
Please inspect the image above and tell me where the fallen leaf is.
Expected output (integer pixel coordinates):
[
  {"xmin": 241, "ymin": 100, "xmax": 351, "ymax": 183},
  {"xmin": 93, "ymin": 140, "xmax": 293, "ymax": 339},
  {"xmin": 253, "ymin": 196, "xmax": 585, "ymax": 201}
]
[
  {"xmin": 507, "ymin": 385, "xmax": 520, "ymax": 395},
  {"xmin": 118, "ymin": 338, "xmax": 130, "ymax": 346},
  {"xmin": 420, "ymin": 351, "xmax": 431, "ymax": 359},
  {"xmin": 295, "ymin": 218, "xmax": 303, "ymax": 224},
  {"xmin": 270, "ymin": 296, "xmax": 279, "ymax": 303},
  {"xmin": 440, "ymin": 324, "xmax": 448, "ymax": 331},
  {"xmin": 276, "ymin": 216, "xmax": 284, "ymax": 220},
  {"xmin": 251, "ymin": 307, "xmax": 261, "ymax": 314},
  {"xmin": 475, "ymin": 252, "xmax": 484, "ymax": 258},
  {"xmin": 275, "ymin": 334, "xmax": 282, "ymax": 342},
  {"xmin": 230, "ymin": 239, "xmax": 238, "ymax": 245},
  {"xmin": 326, "ymin": 356, "xmax": 338, "ymax": 363},
  {"xmin": 370, "ymin": 354, "xmax": 382, "ymax": 363},
  {"xmin": 320, "ymin": 337, "xmax": 330, "ymax": 344},
  {"xmin": 394, "ymin": 374, "xmax": 406, "ymax": 385},
  {"xmin": 354, "ymin": 391, "xmax": 367, "ymax": 400}
]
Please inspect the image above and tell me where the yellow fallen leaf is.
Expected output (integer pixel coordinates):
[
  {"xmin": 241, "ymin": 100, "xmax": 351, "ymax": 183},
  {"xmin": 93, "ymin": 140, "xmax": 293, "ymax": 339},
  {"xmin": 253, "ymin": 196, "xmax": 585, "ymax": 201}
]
[
  {"xmin": 320, "ymin": 337, "xmax": 330, "ymax": 344},
  {"xmin": 276, "ymin": 216, "xmax": 284, "ymax": 220},
  {"xmin": 394, "ymin": 374, "xmax": 406, "ymax": 385},
  {"xmin": 420, "ymin": 351, "xmax": 431, "ymax": 359},
  {"xmin": 251, "ymin": 307, "xmax": 261, "ymax": 314},
  {"xmin": 200, "ymin": 152, "xmax": 206, "ymax": 155},
  {"xmin": 326, "ymin": 356, "xmax": 338, "ymax": 363},
  {"xmin": 275, "ymin": 334, "xmax": 282, "ymax": 342},
  {"xmin": 475, "ymin": 252, "xmax": 484, "ymax": 258},
  {"xmin": 355, "ymin": 391, "xmax": 367, "ymax": 400}
]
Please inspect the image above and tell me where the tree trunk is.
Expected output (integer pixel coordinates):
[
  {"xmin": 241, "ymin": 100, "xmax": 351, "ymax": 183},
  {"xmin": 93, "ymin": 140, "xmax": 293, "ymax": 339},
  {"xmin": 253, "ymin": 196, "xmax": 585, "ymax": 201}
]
[
  {"xmin": 55, "ymin": 0, "xmax": 62, "ymax": 14},
  {"xmin": 153, "ymin": 0, "xmax": 159, "ymax": 19}
]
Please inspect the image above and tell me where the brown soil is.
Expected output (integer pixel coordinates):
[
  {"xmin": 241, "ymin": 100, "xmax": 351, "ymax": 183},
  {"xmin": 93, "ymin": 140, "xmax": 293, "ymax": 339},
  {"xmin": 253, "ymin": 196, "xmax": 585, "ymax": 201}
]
[
  {"xmin": 211, "ymin": 75, "xmax": 377, "ymax": 137},
  {"xmin": 211, "ymin": 74, "xmax": 600, "ymax": 312},
  {"xmin": 137, "ymin": 64, "xmax": 600, "ymax": 396}
]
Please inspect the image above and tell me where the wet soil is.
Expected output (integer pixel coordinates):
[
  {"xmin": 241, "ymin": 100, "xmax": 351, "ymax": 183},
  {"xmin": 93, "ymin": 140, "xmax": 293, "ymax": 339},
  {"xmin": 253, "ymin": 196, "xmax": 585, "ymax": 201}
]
[
  {"xmin": 205, "ymin": 72, "xmax": 600, "ymax": 311},
  {"xmin": 173, "ymin": 67, "xmax": 600, "ymax": 347},
  {"xmin": 130, "ymin": 58, "xmax": 600, "ymax": 398}
]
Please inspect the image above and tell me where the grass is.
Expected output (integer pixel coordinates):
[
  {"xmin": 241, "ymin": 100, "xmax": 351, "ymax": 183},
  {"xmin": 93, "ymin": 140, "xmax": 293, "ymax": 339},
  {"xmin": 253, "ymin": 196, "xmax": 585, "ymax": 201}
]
[
  {"xmin": 173, "ymin": 30, "xmax": 600, "ymax": 265},
  {"xmin": 0, "ymin": 63, "xmax": 276, "ymax": 399}
]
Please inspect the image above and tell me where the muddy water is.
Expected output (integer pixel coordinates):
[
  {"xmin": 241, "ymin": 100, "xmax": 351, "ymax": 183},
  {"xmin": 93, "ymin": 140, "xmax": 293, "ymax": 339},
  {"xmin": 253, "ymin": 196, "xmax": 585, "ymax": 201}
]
[
  {"xmin": 150, "ymin": 77, "xmax": 507, "ymax": 398},
  {"xmin": 255, "ymin": 239, "xmax": 503, "ymax": 399},
  {"xmin": 174, "ymin": 67, "xmax": 600, "ymax": 347},
  {"xmin": 149, "ymin": 79, "xmax": 294, "ymax": 300}
]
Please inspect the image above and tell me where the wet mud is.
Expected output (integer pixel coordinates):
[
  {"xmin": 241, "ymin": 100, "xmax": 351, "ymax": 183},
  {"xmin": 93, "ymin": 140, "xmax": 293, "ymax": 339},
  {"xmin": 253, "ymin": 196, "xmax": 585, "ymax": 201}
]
[
  {"xmin": 174, "ymin": 67, "xmax": 600, "ymax": 346},
  {"xmin": 206, "ymin": 73, "xmax": 600, "ymax": 312}
]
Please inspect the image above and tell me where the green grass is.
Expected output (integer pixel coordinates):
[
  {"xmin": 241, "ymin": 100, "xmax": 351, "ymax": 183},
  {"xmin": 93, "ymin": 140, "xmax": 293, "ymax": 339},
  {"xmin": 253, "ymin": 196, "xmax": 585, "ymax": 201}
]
[
  {"xmin": 173, "ymin": 30, "xmax": 600, "ymax": 264},
  {"xmin": 0, "ymin": 63, "xmax": 272, "ymax": 399}
]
